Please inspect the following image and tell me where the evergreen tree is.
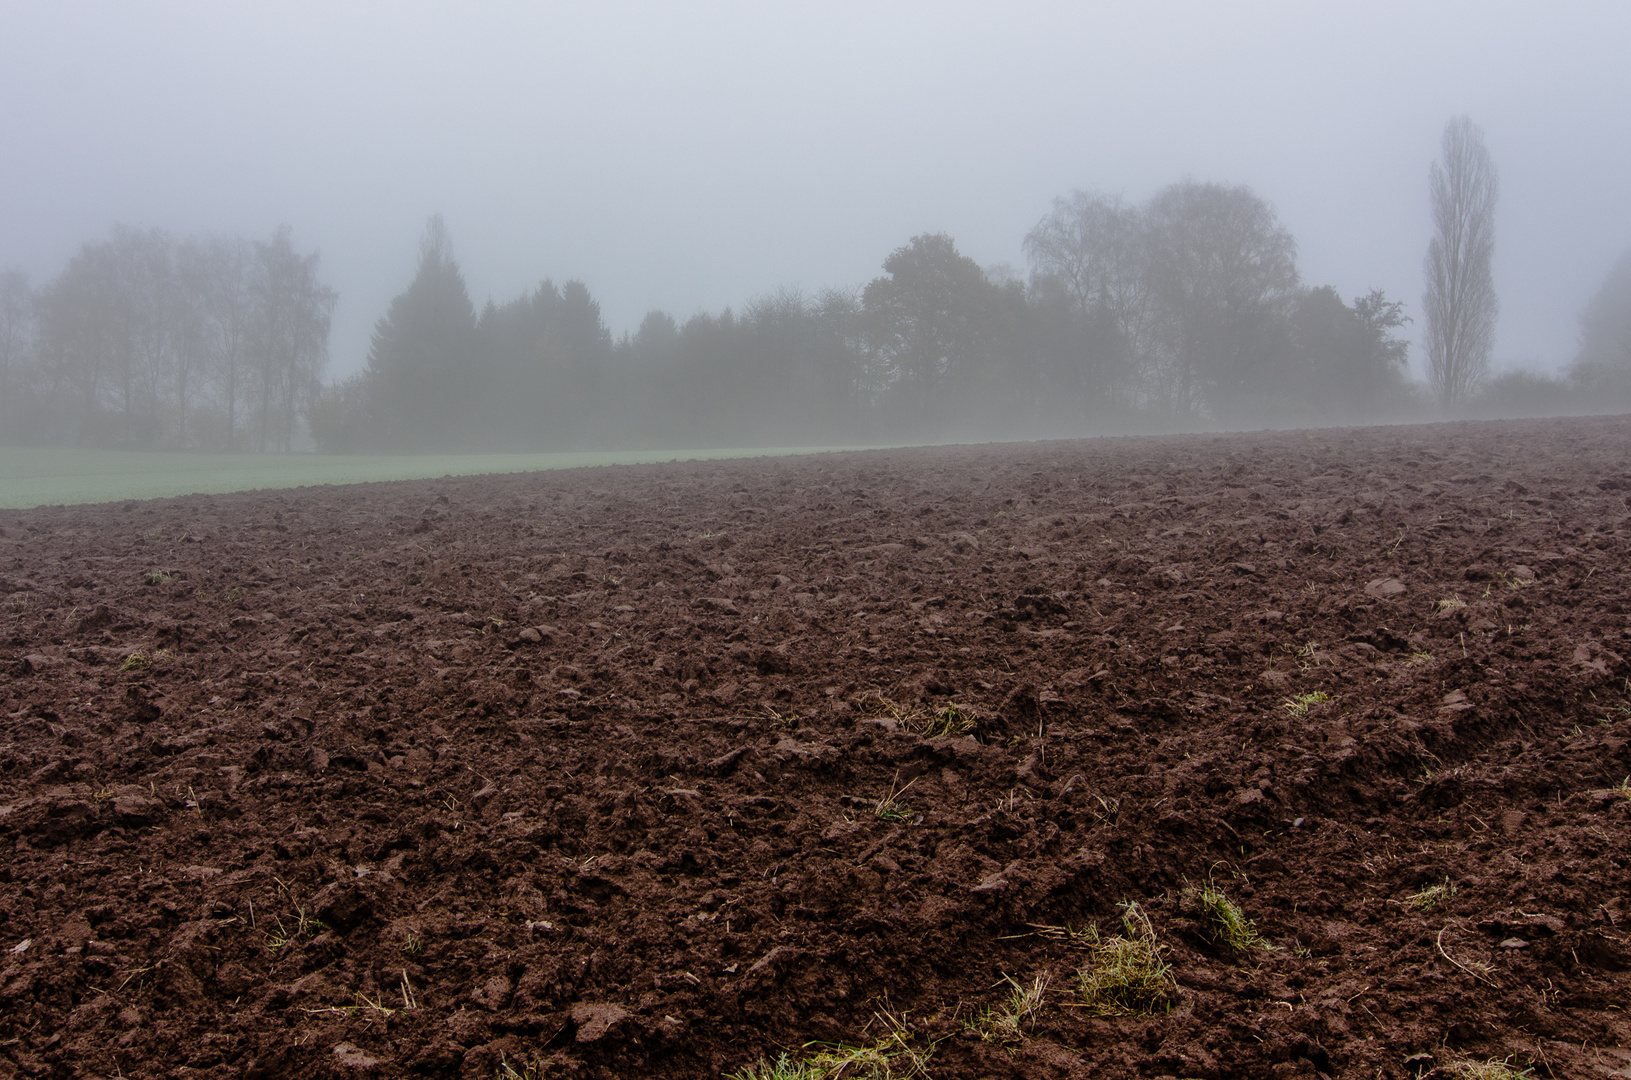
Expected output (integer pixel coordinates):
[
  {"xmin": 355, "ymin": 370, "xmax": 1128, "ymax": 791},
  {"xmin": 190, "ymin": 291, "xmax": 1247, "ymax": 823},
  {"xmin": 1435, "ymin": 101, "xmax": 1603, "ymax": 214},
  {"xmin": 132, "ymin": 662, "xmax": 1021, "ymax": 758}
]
[
  {"xmin": 364, "ymin": 216, "xmax": 476, "ymax": 450},
  {"xmin": 861, "ymin": 233, "xmax": 1002, "ymax": 426}
]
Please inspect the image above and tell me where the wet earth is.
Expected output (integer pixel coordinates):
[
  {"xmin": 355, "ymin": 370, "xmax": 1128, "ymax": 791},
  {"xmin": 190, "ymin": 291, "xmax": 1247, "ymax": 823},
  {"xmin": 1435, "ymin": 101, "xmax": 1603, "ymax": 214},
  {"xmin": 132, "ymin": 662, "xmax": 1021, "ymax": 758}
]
[{"xmin": 2, "ymin": 416, "xmax": 1630, "ymax": 1079}]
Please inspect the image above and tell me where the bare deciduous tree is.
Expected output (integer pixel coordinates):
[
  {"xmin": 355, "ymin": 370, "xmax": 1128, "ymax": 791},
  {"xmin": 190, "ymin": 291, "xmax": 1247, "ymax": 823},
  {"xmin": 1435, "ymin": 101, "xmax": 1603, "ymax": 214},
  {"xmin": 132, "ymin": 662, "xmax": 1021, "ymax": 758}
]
[
  {"xmin": 249, "ymin": 227, "xmax": 336, "ymax": 452},
  {"xmin": 20, "ymin": 225, "xmax": 332, "ymax": 450},
  {"xmin": 1024, "ymin": 192, "xmax": 1144, "ymax": 317},
  {"xmin": 1142, "ymin": 181, "xmax": 1301, "ymax": 421},
  {"xmin": 197, "ymin": 235, "xmax": 256, "ymax": 451},
  {"xmin": 1423, "ymin": 115, "xmax": 1499, "ymax": 410},
  {"xmin": 1023, "ymin": 192, "xmax": 1151, "ymax": 412}
]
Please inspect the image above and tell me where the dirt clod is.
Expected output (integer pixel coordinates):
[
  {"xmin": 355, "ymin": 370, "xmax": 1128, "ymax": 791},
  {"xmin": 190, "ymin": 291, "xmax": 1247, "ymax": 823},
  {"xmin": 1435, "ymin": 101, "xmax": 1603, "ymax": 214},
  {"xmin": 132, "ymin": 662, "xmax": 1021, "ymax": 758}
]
[{"xmin": 1, "ymin": 418, "xmax": 1629, "ymax": 1078}]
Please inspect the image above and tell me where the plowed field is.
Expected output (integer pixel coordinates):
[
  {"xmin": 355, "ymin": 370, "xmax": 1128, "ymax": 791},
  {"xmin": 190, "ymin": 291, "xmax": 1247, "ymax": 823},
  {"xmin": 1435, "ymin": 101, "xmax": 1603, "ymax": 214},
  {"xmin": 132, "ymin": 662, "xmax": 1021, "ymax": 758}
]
[{"xmin": 3, "ymin": 417, "xmax": 1630, "ymax": 1079}]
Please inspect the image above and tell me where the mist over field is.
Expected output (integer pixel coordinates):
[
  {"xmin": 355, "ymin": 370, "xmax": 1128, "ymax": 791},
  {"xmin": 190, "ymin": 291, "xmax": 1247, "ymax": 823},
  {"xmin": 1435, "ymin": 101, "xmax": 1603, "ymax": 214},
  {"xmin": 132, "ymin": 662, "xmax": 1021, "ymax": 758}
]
[
  {"xmin": 2, "ymin": 2, "xmax": 1630, "ymax": 459},
  {"xmin": 5, "ymin": 8, "xmax": 1631, "ymax": 1072}
]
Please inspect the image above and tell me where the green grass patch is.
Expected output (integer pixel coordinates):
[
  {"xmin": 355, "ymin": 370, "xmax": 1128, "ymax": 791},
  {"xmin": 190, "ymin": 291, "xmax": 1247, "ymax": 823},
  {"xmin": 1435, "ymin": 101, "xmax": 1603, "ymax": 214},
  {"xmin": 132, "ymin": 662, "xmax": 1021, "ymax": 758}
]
[
  {"xmin": 1282, "ymin": 690, "xmax": 1332, "ymax": 717},
  {"xmin": 0, "ymin": 444, "xmax": 880, "ymax": 509},
  {"xmin": 1183, "ymin": 879, "xmax": 1268, "ymax": 952},
  {"xmin": 873, "ymin": 776, "xmax": 918, "ymax": 824},
  {"xmin": 1406, "ymin": 878, "xmax": 1457, "ymax": 912}
]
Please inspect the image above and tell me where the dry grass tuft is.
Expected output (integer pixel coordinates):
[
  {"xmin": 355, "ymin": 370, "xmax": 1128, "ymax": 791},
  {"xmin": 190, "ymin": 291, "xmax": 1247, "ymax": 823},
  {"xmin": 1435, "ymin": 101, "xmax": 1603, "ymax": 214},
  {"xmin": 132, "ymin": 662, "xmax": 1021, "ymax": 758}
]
[
  {"xmin": 919, "ymin": 703, "xmax": 977, "ymax": 738},
  {"xmin": 727, "ymin": 1009, "xmax": 933, "ymax": 1080},
  {"xmin": 1443, "ymin": 1056, "xmax": 1534, "ymax": 1079},
  {"xmin": 1073, "ymin": 903, "xmax": 1177, "ymax": 1017},
  {"xmin": 969, "ymin": 971, "xmax": 1051, "ymax": 1045},
  {"xmin": 859, "ymin": 697, "xmax": 980, "ymax": 739},
  {"xmin": 858, "ymin": 697, "xmax": 919, "ymax": 724},
  {"xmin": 263, "ymin": 905, "xmax": 323, "ymax": 953}
]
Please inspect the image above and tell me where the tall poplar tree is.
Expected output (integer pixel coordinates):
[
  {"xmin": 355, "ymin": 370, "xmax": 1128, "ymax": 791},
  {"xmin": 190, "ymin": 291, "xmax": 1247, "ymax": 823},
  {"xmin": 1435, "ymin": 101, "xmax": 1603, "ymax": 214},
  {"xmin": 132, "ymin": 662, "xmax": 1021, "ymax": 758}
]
[{"xmin": 1423, "ymin": 116, "xmax": 1500, "ymax": 411}]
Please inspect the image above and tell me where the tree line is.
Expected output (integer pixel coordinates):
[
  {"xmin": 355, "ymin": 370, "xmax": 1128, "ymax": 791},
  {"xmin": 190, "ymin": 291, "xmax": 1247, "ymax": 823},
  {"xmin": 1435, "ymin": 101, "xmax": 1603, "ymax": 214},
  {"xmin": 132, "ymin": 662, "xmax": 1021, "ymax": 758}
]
[
  {"xmin": 3, "ymin": 116, "xmax": 1628, "ymax": 453},
  {"xmin": 0, "ymin": 226, "xmax": 334, "ymax": 450},
  {"xmin": 316, "ymin": 182, "xmax": 1423, "ymax": 453}
]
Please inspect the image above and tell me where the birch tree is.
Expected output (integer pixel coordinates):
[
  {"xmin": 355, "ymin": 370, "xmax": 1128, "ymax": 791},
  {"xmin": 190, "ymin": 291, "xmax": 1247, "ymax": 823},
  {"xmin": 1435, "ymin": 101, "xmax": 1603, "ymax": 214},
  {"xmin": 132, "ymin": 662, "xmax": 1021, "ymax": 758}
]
[
  {"xmin": 249, "ymin": 227, "xmax": 336, "ymax": 451},
  {"xmin": 197, "ymin": 236, "xmax": 256, "ymax": 450}
]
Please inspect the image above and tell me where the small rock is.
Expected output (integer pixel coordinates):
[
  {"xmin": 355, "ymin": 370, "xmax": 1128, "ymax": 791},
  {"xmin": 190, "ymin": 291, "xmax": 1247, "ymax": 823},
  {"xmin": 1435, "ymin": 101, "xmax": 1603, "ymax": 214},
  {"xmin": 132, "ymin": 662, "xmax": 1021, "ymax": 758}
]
[
  {"xmin": 1364, "ymin": 577, "xmax": 1406, "ymax": 598},
  {"xmin": 1439, "ymin": 690, "xmax": 1473, "ymax": 713},
  {"xmin": 332, "ymin": 1042, "xmax": 383, "ymax": 1069},
  {"xmin": 822, "ymin": 819, "xmax": 862, "ymax": 841},
  {"xmin": 570, "ymin": 1002, "xmax": 631, "ymax": 1043}
]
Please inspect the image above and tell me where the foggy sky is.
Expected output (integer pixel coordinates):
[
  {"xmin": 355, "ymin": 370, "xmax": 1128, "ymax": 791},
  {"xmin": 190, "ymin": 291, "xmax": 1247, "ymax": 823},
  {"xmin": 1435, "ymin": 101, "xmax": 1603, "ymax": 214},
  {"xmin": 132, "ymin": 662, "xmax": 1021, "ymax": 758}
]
[{"xmin": 3, "ymin": 1, "xmax": 1628, "ymax": 383}]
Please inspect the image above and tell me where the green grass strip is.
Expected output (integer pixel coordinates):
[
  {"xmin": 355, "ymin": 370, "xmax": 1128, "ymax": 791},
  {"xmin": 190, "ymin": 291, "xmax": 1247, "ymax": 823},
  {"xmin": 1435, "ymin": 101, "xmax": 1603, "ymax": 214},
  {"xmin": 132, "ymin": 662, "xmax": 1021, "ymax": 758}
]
[{"xmin": 0, "ymin": 445, "xmax": 880, "ymax": 509}]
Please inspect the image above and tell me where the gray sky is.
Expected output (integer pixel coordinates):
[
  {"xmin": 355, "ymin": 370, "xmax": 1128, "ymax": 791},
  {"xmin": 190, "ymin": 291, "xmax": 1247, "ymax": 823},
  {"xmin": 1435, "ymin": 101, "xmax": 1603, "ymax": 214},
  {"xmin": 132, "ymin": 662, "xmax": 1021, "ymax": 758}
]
[{"xmin": 3, "ymin": 1, "xmax": 1628, "ymax": 381}]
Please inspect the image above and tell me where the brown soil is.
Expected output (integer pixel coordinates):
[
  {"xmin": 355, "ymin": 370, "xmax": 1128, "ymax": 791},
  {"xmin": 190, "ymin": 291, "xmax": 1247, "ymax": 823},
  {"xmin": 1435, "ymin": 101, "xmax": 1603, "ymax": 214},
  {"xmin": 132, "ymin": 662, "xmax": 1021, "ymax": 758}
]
[{"xmin": 3, "ymin": 417, "xmax": 1631, "ymax": 1080}]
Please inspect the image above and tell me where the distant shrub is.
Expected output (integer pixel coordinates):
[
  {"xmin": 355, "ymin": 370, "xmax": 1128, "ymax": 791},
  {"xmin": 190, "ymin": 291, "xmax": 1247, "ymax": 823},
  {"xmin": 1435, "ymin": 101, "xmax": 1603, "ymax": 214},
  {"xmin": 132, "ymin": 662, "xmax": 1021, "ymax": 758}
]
[{"xmin": 1462, "ymin": 370, "xmax": 1587, "ymax": 419}]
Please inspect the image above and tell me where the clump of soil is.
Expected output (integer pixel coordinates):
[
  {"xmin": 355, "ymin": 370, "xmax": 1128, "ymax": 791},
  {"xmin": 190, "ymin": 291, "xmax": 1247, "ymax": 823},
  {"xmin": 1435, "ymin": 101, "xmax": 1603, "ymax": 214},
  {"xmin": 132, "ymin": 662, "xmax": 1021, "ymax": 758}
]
[{"xmin": 2, "ymin": 416, "xmax": 1630, "ymax": 1079}]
